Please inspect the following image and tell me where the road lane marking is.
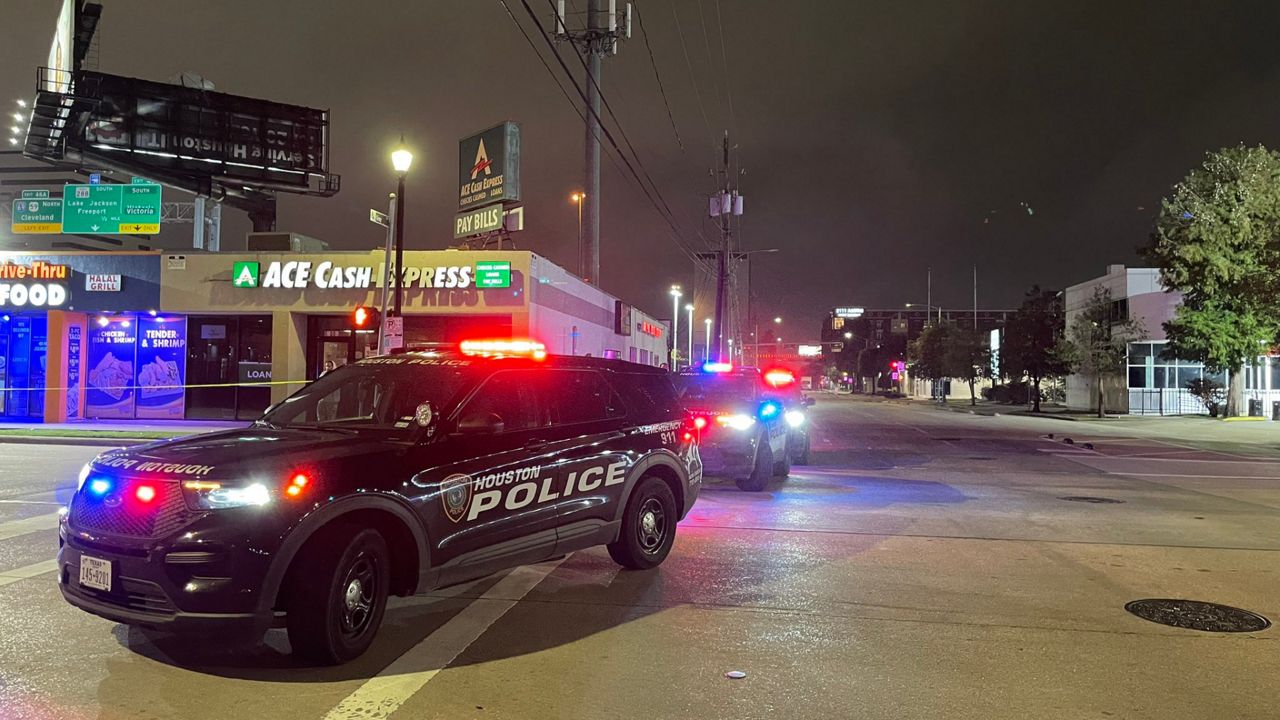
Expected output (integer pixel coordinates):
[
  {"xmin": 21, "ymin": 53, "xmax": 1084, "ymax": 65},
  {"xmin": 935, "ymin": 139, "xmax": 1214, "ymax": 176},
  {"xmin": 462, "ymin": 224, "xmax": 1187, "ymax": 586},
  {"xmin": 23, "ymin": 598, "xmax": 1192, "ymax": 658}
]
[
  {"xmin": 0, "ymin": 559, "xmax": 57, "ymax": 588},
  {"xmin": 0, "ymin": 512, "xmax": 61, "ymax": 541},
  {"xmin": 322, "ymin": 559, "xmax": 564, "ymax": 720}
]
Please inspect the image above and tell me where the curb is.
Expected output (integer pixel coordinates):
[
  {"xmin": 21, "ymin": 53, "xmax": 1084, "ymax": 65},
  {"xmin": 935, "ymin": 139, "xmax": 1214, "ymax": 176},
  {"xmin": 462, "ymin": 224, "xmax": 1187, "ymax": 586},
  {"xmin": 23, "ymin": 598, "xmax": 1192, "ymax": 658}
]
[{"xmin": 0, "ymin": 435, "xmax": 153, "ymax": 447}]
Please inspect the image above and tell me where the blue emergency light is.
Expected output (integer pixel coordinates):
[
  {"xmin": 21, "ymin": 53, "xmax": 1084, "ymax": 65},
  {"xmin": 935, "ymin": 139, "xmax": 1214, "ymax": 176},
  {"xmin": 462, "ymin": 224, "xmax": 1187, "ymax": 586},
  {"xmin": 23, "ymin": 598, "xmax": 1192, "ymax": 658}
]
[{"xmin": 702, "ymin": 362, "xmax": 733, "ymax": 373}]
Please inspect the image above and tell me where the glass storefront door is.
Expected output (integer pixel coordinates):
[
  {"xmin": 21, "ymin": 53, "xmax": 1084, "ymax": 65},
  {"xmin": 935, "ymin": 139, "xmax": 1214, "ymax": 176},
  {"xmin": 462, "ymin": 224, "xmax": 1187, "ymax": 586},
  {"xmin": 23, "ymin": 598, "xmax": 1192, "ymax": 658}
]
[{"xmin": 0, "ymin": 315, "xmax": 47, "ymax": 420}]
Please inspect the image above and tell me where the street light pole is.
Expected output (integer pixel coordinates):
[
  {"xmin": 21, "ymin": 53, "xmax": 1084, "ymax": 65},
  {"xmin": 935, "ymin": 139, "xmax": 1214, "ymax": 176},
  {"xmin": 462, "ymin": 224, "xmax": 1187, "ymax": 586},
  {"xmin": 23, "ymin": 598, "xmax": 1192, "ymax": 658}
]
[
  {"xmin": 390, "ymin": 140, "xmax": 414, "ymax": 319},
  {"xmin": 571, "ymin": 192, "xmax": 585, "ymax": 278},
  {"xmin": 685, "ymin": 303, "xmax": 694, "ymax": 368},
  {"xmin": 669, "ymin": 286, "xmax": 682, "ymax": 369},
  {"xmin": 704, "ymin": 318, "xmax": 712, "ymax": 363}
]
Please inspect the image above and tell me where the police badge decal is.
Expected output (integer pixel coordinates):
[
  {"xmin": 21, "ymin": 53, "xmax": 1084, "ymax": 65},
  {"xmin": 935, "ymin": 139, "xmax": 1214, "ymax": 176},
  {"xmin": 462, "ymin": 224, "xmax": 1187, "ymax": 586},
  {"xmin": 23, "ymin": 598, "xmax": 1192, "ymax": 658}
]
[{"xmin": 440, "ymin": 474, "xmax": 473, "ymax": 523}]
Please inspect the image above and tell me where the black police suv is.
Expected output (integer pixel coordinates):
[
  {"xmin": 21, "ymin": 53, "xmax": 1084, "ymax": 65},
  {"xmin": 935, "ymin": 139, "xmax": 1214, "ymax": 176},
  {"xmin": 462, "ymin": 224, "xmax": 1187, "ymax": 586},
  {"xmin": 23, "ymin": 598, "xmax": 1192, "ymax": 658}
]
[
  {"xmin": 675, "ymin": 363, "xmax": 789, "ymax": 491},
  {"xmin": 761, "ymin": 368, "xmax": 814, "ymax": 466},
  {"xmin": 59, "ymin": 342, "xmax": 702, "ymax": 664}
]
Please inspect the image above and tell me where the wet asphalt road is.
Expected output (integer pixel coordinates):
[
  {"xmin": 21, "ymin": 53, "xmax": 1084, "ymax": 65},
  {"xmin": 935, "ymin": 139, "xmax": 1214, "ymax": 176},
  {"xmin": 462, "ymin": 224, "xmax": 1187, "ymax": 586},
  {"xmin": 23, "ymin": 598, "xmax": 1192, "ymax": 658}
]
[{"xmin": 2, "ymin": 396, "xmax": 1280, "ymax": 720}]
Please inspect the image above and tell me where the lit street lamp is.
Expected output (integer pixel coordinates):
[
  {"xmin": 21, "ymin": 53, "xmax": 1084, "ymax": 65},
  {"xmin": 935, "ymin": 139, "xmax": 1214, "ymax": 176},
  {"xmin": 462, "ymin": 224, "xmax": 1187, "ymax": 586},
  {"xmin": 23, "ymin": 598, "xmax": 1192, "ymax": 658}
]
[
  {"xmin": 669, "ymin": 286, "xmax": 682, "ymax": 369},
  {"xmin": 685, "ymin": 303, "xmax": 694, "ymax": 368},
  {"xmin": 774, "ymin": 316, "xmax": 782, "ymax": 324},
  {"xmin": 570, "ymin": 192, "xmax": 585, "ymax": 278},
  {"xmin": 844, "ymin": 332, "xmax": 853, "ymax": 340},
  {"xmin": 390, "ymin": 139, "xmax": 414, "ymax": 319}
]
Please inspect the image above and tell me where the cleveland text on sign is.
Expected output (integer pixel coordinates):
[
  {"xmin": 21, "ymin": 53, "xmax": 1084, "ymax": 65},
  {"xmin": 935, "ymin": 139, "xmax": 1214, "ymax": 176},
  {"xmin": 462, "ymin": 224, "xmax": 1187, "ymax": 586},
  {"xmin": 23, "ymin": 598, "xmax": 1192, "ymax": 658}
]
[
  {"xmin": 11, "ymin": 198, "xmax": 63, "ymax": 234},
  {"xmin": 62, "ymin": 182, "xmax": 162, "ymax": 234}
]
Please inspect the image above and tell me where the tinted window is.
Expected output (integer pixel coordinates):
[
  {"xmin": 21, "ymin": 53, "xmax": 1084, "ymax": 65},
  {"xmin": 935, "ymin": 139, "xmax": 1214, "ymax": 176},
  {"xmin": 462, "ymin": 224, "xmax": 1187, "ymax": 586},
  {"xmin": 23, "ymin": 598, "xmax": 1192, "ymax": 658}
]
[
  {"xmin": 459, "ymin": 370, "xmax": 546, "ymax": 432},
  {"xmin": 616, "ymin": 372, "xmax": 682, "ymax": 418},
  {"xmin": 262, "ymin": 361, "xmax": 471, "ymax": 438},
  {"xmin": 548, "ymin": 370, "xmax": 625, "ymax": 425},
  {"xmin": 674, "ymin": 373, "xmax": 758, "ymax": 405}
]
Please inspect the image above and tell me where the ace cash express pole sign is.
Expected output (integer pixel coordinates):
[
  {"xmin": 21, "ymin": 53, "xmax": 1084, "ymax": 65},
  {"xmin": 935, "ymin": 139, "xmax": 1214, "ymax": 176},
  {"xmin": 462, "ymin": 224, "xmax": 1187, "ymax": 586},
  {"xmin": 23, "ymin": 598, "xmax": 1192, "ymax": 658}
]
[{"xmin": 458, "ymin": 122, "xmax": 521, "ymax": 211}]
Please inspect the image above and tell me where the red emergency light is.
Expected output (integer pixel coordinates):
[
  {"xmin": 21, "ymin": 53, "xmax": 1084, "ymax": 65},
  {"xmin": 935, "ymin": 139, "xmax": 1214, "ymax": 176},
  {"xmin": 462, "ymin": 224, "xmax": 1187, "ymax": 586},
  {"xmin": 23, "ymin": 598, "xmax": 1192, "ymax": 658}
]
[
  {"xmin": 460, "ymin": 339, "xmax": 548, "ymax": 361},
  {"xmin": 763, "ymin": 368, "xmax": 797, "ymax": 388}
]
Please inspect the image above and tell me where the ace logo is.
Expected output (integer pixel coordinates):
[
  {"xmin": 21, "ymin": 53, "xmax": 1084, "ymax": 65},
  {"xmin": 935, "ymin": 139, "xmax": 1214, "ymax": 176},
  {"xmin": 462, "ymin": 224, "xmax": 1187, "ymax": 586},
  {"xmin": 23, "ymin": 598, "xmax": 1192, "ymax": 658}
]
[
  {"xmin": 440, "ymin": 474, "xmax": 473, "ymax": 523},
  {"xmin": 232, "ymin": 262, "xmax": 259, "ymax": 288}
]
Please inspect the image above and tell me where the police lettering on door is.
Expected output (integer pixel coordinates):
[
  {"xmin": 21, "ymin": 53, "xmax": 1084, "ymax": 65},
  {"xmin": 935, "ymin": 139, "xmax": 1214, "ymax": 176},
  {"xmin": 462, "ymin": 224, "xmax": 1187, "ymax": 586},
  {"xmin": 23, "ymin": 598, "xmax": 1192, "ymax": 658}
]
[{"xmin": 438, "ymin": 460, "xmax": 628, "ymax": 523}]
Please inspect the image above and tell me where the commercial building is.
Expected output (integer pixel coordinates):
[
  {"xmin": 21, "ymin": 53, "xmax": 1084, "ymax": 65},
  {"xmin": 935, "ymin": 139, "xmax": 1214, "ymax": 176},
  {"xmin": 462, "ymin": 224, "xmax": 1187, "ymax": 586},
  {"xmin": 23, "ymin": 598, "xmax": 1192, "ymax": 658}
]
[
  {"xmin": 1063, "ymin": 264, "xmax": 1280, "ymax": 416},
  {"xmin": 0, "ymin": 249, "xmax": 669, "ymax": 423}
]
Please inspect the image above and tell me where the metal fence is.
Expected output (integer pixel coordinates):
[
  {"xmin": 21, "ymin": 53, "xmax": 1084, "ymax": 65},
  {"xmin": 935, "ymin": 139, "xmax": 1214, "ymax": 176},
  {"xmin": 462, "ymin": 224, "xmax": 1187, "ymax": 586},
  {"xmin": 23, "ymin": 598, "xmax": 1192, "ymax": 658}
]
[{"xmin": 1128, "ymin": 388, "xmax": 1280, "ymax": 417}]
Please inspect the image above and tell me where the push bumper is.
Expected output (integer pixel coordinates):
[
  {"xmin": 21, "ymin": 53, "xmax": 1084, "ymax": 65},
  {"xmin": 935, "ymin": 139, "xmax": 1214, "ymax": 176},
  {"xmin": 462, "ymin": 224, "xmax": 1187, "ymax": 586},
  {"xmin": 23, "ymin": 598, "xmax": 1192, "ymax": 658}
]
[{"xmin": 697, "ymin": 438, "xmax": 758, "ymax": 479}]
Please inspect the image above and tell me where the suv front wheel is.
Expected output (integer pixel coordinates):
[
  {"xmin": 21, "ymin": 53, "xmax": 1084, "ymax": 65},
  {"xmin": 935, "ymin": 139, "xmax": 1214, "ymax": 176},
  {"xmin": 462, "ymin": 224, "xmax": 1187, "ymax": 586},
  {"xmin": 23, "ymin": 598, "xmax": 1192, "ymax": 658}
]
[
  {"xmin": 608, "ymin": 476, "xmax": 678, "ymax": 569},
  {"xmin": 286, "ymin": 526, "xmax": 391, "ymax": 665}
]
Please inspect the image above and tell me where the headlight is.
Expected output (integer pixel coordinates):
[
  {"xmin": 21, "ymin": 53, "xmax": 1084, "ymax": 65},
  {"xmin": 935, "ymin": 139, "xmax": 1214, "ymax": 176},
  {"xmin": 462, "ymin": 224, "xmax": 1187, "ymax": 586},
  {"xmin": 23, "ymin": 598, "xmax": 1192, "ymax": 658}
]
[
  {"xmin": 785, "ymin": 410, "xmax": 805, "ymax": 428},
  {"xmin": 182, "ymin": 481, "xmax": 271, "ymax": 510},
  {"xmin": 76, "ymin": 463, "xmax": 92, "ymax": 491},
  {"xmin": 715, "ymin": 414, "xmax": 756, "ymax": 431}
]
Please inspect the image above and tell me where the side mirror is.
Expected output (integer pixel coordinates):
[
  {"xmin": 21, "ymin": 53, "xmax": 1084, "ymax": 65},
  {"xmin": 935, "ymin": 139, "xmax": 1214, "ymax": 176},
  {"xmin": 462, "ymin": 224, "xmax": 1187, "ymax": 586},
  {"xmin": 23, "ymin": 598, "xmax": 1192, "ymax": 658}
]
[
  {"xmin": 457, "ymin": 412, "xmax": 504, "ymax": 434},
  {"xmin": 802, "ymin": 396, "xmax": 815, "ymax": 407}
]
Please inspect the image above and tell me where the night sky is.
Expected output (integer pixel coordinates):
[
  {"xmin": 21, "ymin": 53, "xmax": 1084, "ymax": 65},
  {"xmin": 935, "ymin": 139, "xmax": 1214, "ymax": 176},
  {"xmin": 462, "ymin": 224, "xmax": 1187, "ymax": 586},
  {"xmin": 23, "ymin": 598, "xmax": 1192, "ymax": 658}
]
[{"xmin": 5, "ymin": 1, "xmax": 1280, "ymax": 340}]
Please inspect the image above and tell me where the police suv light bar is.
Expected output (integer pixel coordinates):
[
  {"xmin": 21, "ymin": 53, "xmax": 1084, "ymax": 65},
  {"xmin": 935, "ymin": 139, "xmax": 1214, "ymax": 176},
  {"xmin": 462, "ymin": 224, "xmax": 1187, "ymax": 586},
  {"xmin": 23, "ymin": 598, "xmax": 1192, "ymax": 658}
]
[
  {"xmin": 460, "ymin": 339, "xmax": 548, "ymax": 361},
  {"xmin": 702, "ymin": 361, "xmax": 733, "ymax": 373}
]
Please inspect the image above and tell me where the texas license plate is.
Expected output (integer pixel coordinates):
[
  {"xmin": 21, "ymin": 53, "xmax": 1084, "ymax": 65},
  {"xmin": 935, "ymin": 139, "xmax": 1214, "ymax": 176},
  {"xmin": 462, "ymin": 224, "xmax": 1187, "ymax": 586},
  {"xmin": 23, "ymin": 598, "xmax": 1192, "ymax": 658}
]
[{"xmin": 79, "ymin": 555, "xmax": 112, "ymax": 592}]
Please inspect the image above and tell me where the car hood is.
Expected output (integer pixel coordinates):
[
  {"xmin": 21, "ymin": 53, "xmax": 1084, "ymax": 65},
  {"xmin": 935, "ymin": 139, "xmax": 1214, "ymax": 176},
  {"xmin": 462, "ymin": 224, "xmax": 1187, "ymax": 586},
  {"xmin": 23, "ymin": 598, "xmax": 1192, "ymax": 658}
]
[{"xmin": 88, "ymin": 427, "xmax": 405, "ymax": 481}]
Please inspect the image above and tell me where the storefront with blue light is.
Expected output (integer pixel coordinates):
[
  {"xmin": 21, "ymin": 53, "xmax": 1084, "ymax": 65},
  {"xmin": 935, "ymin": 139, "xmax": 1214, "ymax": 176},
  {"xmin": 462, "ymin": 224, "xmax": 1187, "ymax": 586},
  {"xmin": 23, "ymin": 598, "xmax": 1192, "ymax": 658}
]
[{"xmin": 0, "ymin": 252, "xmax": 163, "ymax": 423}]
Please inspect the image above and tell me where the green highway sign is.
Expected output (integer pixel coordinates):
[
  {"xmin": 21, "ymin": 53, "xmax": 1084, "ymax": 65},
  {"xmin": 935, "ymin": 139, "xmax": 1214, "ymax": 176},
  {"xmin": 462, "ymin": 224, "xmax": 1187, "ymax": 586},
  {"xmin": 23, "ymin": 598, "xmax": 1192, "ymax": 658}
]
[
  {"xmin": 11, "ymin": 198, "xmax": 63, "ymax": 234},
  {"xmin": 63, "ymin": 182, "xmax": 162, "ymax": 234},
  {"xmin": 475, "ymin": 260, "xmax": 512, "ymax": 289}
]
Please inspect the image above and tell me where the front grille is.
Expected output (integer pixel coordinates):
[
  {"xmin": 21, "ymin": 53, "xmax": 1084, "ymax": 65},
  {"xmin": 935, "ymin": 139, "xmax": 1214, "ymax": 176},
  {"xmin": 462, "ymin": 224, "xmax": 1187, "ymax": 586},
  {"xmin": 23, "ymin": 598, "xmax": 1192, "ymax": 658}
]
[
  {"xmin": 70, "ymin": 479, "xmax": 197, "ymax": 539},
  {"xmin": 77, "ymin": 575, "xmax": 176, "ymax": 615}
]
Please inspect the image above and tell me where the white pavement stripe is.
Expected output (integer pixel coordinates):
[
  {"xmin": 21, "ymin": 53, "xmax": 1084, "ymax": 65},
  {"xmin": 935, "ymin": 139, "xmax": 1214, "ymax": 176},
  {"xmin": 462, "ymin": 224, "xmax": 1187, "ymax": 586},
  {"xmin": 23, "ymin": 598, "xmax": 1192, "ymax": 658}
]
[
  {"xmin": 0, "ymin": 512, "xmax": 61, "ymax": 541},
  {"xmin": 0, "ymin": 559, "xmax": 57, "ymax": 588},
  {"xmin": 0, "ymin": 499, "xmax": 63, "ymax": 506},
  {"xmin": 322, "ymin": 559, "xmax": 564, "ymax": 720}
]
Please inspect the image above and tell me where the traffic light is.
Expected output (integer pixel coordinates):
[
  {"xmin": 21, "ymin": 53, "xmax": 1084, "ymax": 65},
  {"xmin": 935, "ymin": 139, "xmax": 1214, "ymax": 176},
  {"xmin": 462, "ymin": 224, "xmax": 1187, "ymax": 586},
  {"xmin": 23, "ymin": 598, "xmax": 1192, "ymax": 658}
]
[{"xmin": 351, "ymin": 306, "xmax": 381, "ymax": 332}]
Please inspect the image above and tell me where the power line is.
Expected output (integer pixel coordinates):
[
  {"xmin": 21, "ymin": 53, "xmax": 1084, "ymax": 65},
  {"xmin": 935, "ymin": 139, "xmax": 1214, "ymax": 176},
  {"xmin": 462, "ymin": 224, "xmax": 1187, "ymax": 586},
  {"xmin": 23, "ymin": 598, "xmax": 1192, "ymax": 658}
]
[
  {"xmin": 672, "ymin": 4, "xmax": 715, "ymax": 149},
  {"xmin": 541, "ymin": 0, "xmax": 714, "ymax": 254},
  {"xmin": 508, "ymin": 0, "xmax": 713, "ymax": 271},
  {"xmin": 633, "ymin": 1, "xmax": 683, "ymax": 151},
  {"xmin": 713, "ymin": 0, "xmax": 736, "ymax": 134},
  {"xmin": 696, "ymin": 1, "xmax": 726, "ymax": 127}
]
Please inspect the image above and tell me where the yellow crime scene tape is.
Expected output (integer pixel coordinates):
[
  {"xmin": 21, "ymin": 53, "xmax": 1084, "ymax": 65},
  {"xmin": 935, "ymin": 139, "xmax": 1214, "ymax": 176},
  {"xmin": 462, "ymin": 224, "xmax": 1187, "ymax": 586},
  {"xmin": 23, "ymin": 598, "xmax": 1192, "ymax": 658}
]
[{"xmin": 0, "ymin": 379, "xmax": 311, "ymax": 394}]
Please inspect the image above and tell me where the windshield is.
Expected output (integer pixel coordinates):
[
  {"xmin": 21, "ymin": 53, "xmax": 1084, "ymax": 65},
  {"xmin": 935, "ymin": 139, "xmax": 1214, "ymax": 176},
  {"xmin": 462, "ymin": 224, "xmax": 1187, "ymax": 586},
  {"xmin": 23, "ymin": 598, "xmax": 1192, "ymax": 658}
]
[
  {"xmin": 260, "ymin": 360, "xmax": 474, "ymax": 438},
  {"xmin": 674, "ymin": 373, "xmax": 759, "ymax": 408}
]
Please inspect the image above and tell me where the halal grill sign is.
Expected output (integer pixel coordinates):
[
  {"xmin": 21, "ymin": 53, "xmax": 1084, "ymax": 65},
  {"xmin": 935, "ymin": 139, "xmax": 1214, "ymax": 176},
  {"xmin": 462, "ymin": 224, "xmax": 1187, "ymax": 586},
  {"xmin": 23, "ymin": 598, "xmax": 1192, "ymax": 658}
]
[
  {"xmin": 458, "ymin": 122, "xmax": 521, "ymax": 211},
  {"xmin": 0, "ymin": 261, "xmax": 70, "ymax": 308}
]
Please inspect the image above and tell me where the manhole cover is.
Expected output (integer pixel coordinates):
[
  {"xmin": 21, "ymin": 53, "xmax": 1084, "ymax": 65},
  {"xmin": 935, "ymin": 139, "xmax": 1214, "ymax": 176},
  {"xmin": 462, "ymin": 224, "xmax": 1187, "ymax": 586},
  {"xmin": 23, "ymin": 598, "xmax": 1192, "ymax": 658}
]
[
  {"xmin": 1125, "ymin": 599, "xmax": 1270, "ymax": 633},
  {"xmin": 1059, "ymin": 496, "xmax": 1124, "ymax": 504}
]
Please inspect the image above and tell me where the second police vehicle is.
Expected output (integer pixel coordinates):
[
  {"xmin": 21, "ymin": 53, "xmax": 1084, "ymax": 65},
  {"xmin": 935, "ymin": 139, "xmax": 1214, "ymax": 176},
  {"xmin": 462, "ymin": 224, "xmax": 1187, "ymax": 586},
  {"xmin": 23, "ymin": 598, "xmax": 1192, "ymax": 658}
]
[
  {"xmin": 675, "ymin": 362, "xmax": 810, "ymax": 491},
  {"xmin": 58, "ymin": 339, "xmax": 702, "ymax": 664}
]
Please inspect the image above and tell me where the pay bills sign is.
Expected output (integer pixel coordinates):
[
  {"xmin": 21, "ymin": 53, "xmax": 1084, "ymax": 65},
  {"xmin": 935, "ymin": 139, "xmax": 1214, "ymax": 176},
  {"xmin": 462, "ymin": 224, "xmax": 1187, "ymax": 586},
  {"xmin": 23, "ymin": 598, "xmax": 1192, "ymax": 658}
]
[{"xmin": 458, "ymin": 122, "xmax": 521, "ymax": 211}]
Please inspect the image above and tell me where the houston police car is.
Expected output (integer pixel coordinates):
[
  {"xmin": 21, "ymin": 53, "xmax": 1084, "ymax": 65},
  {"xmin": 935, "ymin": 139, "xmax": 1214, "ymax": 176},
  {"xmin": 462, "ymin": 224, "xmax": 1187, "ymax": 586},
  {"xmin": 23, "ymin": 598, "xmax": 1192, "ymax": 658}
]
[
  {"xmin": 675, "ymin": 362, "xmax": 790, "ymax": 491},
  {"xmin": 58, "ymin": 340, "xmax": 701, "ymax": 664}
]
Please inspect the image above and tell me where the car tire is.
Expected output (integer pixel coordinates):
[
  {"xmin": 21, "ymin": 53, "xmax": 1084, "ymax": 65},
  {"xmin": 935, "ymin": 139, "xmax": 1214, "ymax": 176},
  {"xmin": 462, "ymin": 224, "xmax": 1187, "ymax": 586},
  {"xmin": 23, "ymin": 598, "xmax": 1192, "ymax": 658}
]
[
  {"xmin": 793, "ymin": 432, "xmax": 811, "ymax": 465},
  {"xmin": 286, "ymin": 526, "xmax": 390, "ymax": 665},
  {"xmin": 608, "ymin": 476, "xmax": 678, "ymax": 570},
  {"xmin": 773, "ymin": 438, "xmax": 791, "ymax": 477},
  {"xmin": 735, "ymin": 435, "xmax": 772, "ymax": 491}
]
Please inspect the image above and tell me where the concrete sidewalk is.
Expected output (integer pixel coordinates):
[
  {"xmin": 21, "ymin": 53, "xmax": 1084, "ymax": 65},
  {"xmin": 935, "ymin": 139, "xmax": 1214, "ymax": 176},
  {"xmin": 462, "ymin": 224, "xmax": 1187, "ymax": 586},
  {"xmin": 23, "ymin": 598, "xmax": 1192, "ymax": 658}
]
[{"xmin": 0, "ymin": 419, "xmax": 246, "ymax": 446}]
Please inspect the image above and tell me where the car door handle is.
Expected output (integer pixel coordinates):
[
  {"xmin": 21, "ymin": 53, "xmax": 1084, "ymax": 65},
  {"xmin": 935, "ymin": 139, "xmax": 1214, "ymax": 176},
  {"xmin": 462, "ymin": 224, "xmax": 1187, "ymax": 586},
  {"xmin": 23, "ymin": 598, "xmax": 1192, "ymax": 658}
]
[{"xmin": 525, "ymin": 440, "xmax": 549, "ymax": 452}]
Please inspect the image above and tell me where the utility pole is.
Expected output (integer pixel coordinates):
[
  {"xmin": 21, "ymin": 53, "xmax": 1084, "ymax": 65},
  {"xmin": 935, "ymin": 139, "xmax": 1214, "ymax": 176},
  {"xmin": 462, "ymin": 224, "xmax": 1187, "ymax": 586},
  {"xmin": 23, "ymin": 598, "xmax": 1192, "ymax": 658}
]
[
  {"xmin": 556, "ymin": 0, "xmax": 631, "ymax": 286},
  {"xmin": 973, "ymin": 265, "xmax": 978, "ymax": 329},
  {"xmin": 709, "ymin": 131, "xmax": 743, "ymax": 362},
  {"xmin": 926, "ymin": 266, "xmax": 931, "ymax": 327}
]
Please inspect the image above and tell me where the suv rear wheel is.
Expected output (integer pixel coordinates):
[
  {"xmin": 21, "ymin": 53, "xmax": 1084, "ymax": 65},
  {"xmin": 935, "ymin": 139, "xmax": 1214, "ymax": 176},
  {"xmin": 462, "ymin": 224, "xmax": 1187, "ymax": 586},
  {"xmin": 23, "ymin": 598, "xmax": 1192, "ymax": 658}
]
[
  {"xmin": 735, "ymin": 434, "xmax": 772, "ymax": 491},
  {"xmin": 286, "ymin": 526, "xmax": 390, "ymax": 665},
  {"xmin": 608, "ymin": 476, "xmax": 678, "ymax": 569}
]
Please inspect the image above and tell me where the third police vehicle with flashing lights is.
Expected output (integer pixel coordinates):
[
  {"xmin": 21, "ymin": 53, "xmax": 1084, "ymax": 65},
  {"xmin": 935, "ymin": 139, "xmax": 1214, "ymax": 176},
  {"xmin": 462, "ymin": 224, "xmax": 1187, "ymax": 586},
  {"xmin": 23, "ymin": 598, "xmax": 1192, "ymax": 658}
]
[
  {"xmin": 58, "ymin": 339, "xmax": 701, "ymax": 664},
  {"xmin": 675, "ymin": 362, "xmax": 809, "ymax": 491}
]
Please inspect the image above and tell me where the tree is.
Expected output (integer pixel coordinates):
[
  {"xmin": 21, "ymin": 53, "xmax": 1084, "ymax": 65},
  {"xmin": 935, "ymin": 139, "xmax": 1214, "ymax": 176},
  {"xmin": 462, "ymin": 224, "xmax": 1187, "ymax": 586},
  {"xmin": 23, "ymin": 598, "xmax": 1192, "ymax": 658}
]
[
  {"xmin": 909, "ymin": 323, "xmax": 990, "ymax": 405},
  {"xmin": 1058, "ymin": 287, "xmax": 1144, "ymax": 418},
  {"xmin": 944, "ymin": 325, "xmax": 991, "ymax": 406},
  {"xmin": 1145, "ymin": 144, "xmax": 1280, "ymax": 417},
  {"xmin": 1001, "ymin": 286, "xmax": 1070, "ymax": 412},
  {"xmin": 1186, "ymin": 377, "xmax": 1226, "ymax": 417}
]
